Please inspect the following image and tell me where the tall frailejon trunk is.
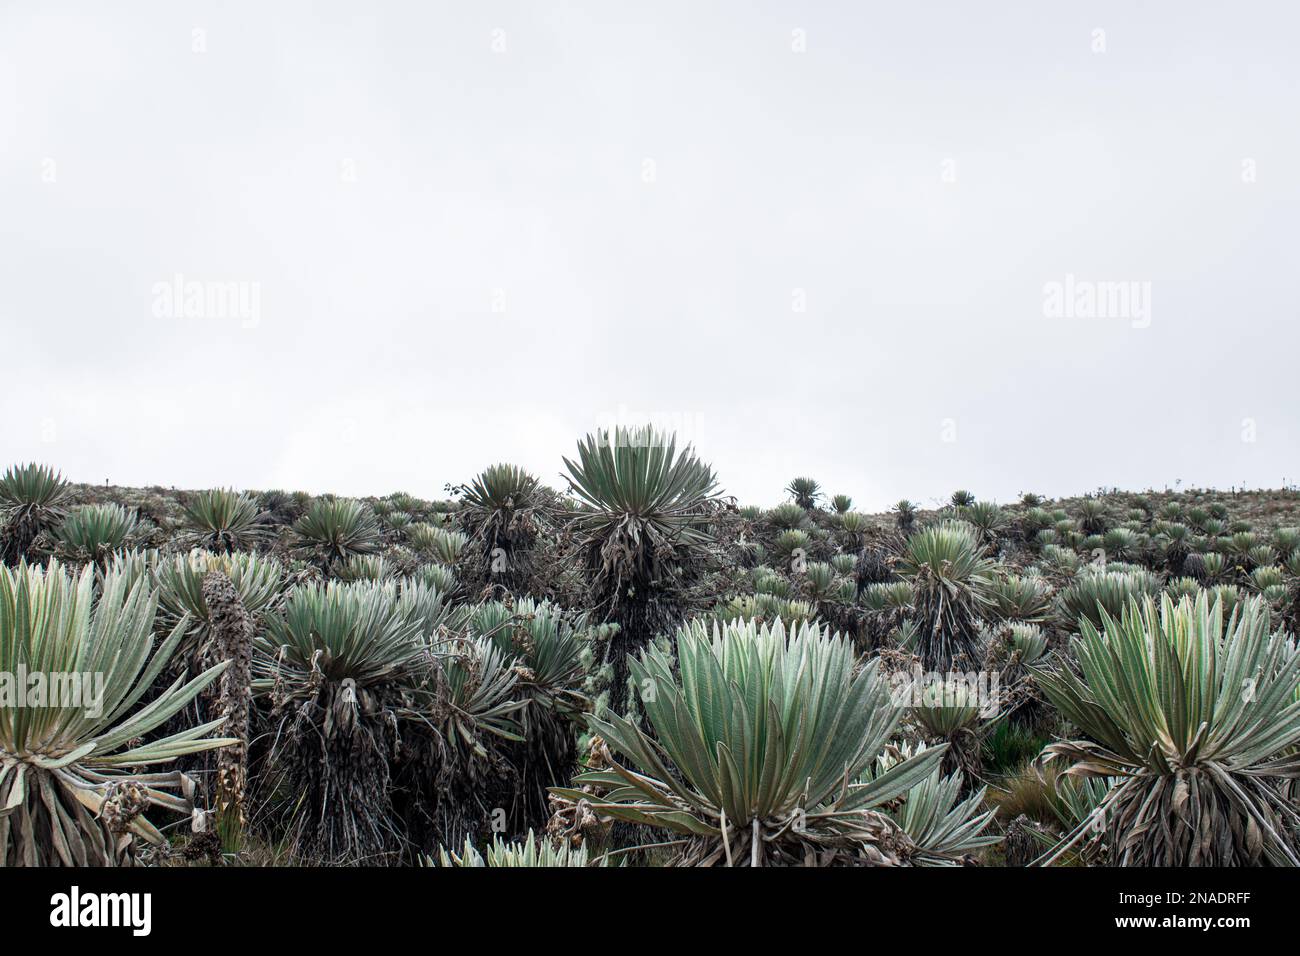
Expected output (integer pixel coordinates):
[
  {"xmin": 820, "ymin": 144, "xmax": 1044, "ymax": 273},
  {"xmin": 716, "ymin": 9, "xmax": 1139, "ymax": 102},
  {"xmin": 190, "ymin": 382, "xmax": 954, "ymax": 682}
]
[{"xmin": 202, "ymin": 570, "xmax": 252, "ymax": 853}]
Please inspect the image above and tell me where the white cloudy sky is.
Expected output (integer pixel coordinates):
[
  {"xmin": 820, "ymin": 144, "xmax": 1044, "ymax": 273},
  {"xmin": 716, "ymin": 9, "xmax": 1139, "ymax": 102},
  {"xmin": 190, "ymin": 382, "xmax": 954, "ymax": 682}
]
[{"xmin": 2, "ymin": 1, "xmax": 1297, "ymax": 509}]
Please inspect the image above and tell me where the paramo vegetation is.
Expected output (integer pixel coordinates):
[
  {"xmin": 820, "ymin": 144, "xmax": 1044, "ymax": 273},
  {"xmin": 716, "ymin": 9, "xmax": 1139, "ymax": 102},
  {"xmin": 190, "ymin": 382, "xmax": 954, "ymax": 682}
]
[{"xmin": 2, "ymin": 440, "xmax": 1300, "ymax": 867}]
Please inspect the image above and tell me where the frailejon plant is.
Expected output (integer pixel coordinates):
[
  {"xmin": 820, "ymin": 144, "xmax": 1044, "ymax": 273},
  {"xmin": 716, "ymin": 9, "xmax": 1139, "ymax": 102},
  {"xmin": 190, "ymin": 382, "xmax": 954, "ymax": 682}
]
[
  {"xmin": 453, "ymin": 463, "xmax": 542, "ymax": 592},
  {"xmin": 865, "ymin": 744, "xmax": 998, "ymax": 865},
  {"xmin": 0, "ymin": 561, "xmax": 233, "ymax": 865},
  {"xmin": 909, "ymin": 677, "xmax": 999, "ymax": 780},
  {"xmin": 959, "ymin": 500, "xmax": 1005, "ymax": 546},
  {"xmin": 563, "ymin": 426, "xmax": 721, "ymax": 714},
  {"xmin": 1035, "ymin": 592, "xmax": 1300, "ymax": 866},
  {"xmin": 766, "ymin": 502, "xmax": 811, "ymax": 532},
  {"xmin": 895, "ymin": 520, "xmax": 996, "ymax": 670},
  {"xmin": 468, "ymin": 597, "xmax": 593, "ymax": 825},
  {"xmin": 1005, "ymin": 622, "xmax": 1048, "ymax": 667},
  {"xmin": 253, "ymin": 580, "xmax": 425, "ymax": 863},
  {"xmin": 180, "ymin": 488, "xmax": 269, "ymax": 553},
  {"xmin": 472, "ymin": 597, "xmax": 587, "ymax": 708},
  {"xmin": 52, "ymin": 503, "xmax": 139, "ymax": 566},
  {"xmin": 986, "ymin": 574, "xmax": 1053, "ymax": 623},
  {"xmin": 290, "ymin": 498, "xmax": 382, "ymax": 568},
  {"xmin": 0, "ymin": 463, "xmax": 69, "ymax": 563},
  {"xmin": 551, "ymin": 618, "xmax": 950, "ymax": 866},
  {"xmin": 256, "ymin": 489, "xmax": 305, "ymax": 526},
  {"xmin": 414, "ymin": 634, "xmax": 529, "ymax": 845},
  {"xmin": 894, "ymin": 499, "xmax": 918, "ymax": 532},
  {"xmin": 1055, "ymin": 568, "xmax": 1160, "ymax": 632},
  {"xmin": 435, "ymin": 829, "xmax": 598, "ymax": 867},
  {"xmin": 1076, "ymin": 499, "xmax": 1108, "ymax": 535},
  {"xmin": 332, "ymin": 553, "xmax": 398, "ymax": 582},
  {"xmin": 412, "ymin": 562, "xmax": 457, "ymax": 595},
  {"xmin": 424, "ymin": 527, "xmax": 468, "ymax": 566},
  {"xmin": 786, "ymin": 477, "xmax": 822, "ymax": 510}
]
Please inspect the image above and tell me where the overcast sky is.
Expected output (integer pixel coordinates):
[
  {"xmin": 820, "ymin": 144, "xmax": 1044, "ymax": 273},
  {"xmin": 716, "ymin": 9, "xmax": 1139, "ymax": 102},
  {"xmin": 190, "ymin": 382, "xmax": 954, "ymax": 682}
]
[{"xmin": 2, "ymin": 1, "xmax": 1297, "ymax": 509}]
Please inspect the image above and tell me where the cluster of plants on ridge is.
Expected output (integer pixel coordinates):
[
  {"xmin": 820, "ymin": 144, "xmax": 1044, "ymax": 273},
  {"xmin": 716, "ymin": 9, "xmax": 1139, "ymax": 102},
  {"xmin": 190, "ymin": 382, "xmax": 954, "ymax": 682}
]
[{"xmin": 3, "ymin": 452, "xmax": 1300, "ymax": 867}]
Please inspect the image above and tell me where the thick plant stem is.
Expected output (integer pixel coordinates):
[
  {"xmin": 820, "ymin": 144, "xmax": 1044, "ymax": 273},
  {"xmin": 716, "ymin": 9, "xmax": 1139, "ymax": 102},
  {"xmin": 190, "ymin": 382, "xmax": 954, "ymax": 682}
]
[{"xmin": 202, "ymin": 570, "xmax": 252, "ymax": 853}]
